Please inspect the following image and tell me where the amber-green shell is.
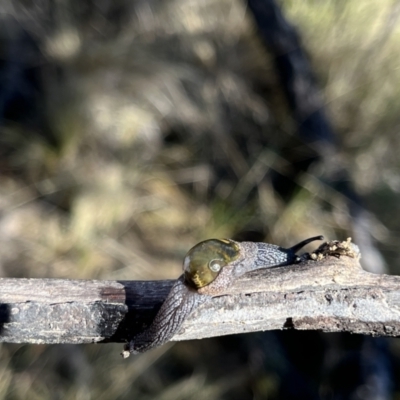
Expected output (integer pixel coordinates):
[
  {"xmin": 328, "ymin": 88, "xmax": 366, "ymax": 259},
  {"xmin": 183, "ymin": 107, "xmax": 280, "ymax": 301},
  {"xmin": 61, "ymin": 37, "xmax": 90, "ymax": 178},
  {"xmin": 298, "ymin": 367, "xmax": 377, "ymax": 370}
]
[{"xmin": 183, "ymin": 239, "xmax": 240, "ymax": 288}]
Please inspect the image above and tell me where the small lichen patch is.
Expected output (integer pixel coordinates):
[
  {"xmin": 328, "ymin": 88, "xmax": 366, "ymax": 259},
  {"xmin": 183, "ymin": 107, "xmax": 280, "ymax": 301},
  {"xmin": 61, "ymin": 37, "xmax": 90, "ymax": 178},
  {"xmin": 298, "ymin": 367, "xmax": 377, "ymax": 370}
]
[{"xmin": 309, "ymin": 238, "xmax": 361, "ymax": 261}]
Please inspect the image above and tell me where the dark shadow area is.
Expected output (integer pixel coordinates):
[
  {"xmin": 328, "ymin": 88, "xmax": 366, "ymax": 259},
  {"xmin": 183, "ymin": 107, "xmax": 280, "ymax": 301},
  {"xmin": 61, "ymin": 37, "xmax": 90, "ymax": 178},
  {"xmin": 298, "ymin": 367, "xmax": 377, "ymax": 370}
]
[
  {"xmin": 322, "ymin": 335, "xmax": 393, "ymax": 400},
  {"xmin": 0, "ymin": 303, "xmax": 11, "ymax": 336},
  {"xmin": 100, "ymin": 281, "xmax": 173, "ymax": 344}
]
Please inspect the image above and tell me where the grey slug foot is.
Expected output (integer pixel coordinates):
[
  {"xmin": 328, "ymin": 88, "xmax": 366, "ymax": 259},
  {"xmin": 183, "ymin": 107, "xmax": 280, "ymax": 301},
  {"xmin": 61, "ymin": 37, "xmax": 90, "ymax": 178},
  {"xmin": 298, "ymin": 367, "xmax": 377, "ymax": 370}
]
[{"xmin": 128, "ymin": 276, "xmax": 208, "ymax": 355}]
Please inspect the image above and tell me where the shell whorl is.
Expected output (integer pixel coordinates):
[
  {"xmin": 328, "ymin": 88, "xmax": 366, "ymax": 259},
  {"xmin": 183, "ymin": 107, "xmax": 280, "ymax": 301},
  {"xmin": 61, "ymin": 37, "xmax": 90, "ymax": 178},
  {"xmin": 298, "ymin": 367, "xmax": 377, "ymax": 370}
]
[{"xmin": 183, "ymin": 239, "xmax": 240, "ymax": 288}]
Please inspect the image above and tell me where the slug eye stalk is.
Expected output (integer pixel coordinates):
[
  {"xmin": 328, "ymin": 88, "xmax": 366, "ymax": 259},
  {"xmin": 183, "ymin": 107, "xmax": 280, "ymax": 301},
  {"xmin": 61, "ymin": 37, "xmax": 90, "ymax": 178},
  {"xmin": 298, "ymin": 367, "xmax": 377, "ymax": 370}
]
[{"xmin": 289, "ymin": 235, "xmax": 324, "ymax": 255}]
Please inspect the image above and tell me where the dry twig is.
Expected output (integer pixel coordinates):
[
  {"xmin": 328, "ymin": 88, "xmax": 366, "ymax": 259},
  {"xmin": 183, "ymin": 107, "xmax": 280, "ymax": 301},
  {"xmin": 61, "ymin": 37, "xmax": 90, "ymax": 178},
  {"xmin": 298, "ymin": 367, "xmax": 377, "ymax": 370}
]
[{"xmin": 0, "ymin": 240, "xmax": 398, "ymax": 346}]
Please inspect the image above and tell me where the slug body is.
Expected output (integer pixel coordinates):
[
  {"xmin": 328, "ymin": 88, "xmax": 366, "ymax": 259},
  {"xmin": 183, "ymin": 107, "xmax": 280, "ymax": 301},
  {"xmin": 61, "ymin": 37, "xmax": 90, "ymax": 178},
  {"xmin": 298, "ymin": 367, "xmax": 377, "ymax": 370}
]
[{"xmin": 128, "ymin": 235, "xmax": 323, "ymax": 354}]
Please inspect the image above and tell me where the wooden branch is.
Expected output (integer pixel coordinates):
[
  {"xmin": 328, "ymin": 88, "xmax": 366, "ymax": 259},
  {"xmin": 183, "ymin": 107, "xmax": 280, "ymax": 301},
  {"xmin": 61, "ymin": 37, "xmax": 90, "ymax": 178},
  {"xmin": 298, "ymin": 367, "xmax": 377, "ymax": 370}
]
[{"xmin": 1, "ymin": 253, "xmax": 400, "ymax": 346}]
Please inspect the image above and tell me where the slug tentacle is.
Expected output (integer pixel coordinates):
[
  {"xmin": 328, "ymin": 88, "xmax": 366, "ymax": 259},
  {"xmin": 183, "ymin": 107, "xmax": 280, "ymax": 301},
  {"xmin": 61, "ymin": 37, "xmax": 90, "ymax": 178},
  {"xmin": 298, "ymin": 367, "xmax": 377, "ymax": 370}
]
[
  {"xmin": 288, "ymin": 235, "xmax": 324, "ymax": 255},
  {"xmin": 251, "ymin": 235, "xmax": 324, "ymax": 270}
]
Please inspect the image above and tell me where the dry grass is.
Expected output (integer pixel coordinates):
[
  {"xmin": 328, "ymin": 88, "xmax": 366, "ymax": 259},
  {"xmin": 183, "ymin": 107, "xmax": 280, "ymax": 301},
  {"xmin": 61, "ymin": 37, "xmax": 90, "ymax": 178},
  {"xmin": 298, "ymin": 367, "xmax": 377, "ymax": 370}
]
[{"xmin": 0, "ymin": 0, "xmax": 399, "ymax": 398}]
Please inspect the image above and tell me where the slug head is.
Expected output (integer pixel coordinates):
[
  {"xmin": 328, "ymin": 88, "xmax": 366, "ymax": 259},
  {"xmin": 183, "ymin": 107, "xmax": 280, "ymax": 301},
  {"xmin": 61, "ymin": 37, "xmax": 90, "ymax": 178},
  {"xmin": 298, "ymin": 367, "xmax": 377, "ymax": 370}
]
[{"xmin": 183, "ymin": 239, "xmax": 240, "ymax": 289}]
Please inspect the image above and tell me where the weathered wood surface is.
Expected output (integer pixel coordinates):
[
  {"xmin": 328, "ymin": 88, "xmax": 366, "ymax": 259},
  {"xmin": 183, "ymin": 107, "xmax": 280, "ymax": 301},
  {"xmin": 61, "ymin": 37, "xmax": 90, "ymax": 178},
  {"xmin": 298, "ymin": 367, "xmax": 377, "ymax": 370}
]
[{"xmin": 0, "ymin": 255, "xmax": 400, "ymax": 345}]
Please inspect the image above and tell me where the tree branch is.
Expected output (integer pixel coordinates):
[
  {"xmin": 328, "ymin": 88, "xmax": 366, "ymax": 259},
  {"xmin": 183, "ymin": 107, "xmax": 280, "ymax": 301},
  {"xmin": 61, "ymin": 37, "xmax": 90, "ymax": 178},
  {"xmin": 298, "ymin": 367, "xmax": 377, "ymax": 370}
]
[{"xmin": 0, "ymin": 253, "xmax": 399, "ymax": 345}]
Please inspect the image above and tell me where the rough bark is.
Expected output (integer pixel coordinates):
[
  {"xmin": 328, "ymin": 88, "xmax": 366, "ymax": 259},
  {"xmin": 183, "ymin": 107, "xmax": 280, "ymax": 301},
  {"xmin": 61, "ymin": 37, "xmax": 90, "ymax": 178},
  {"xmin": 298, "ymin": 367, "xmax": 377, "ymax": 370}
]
[{"xmin": 0, "ymin": 254, "xmax": 399, "ymax": 345}]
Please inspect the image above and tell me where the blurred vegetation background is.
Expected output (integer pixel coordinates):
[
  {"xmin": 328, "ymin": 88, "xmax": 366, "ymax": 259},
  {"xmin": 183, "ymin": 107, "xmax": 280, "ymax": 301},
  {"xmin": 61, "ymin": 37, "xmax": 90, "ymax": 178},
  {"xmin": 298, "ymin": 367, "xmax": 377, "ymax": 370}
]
[{"xmin": 1, "ymin": 0, "xmax": 400, "ymax": 398}]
